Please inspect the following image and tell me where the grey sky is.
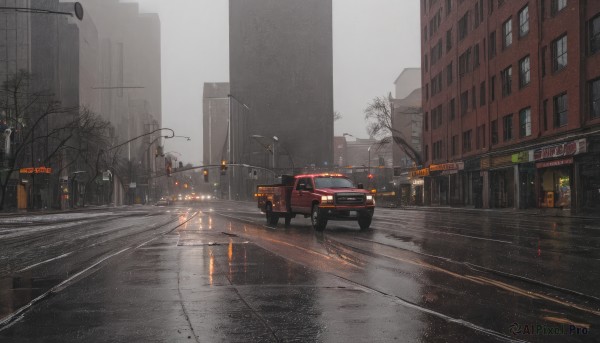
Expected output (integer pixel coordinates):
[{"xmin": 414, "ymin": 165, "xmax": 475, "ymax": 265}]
[{"xmin": 133, "ymin": 0, "xmax": 421, "ymax": 165}]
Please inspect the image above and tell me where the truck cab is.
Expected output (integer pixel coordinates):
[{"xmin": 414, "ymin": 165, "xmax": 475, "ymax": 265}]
[{"xmin": 257, "ymin": 173, "xmax": 375, "ymax": 231}]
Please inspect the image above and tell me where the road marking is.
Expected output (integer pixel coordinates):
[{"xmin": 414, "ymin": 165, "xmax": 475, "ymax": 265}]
[{"xmin": 16, "ymin": 252, "xmax": 74, "ymax": 273}]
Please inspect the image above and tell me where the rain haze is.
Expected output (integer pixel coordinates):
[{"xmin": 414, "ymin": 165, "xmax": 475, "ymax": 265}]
[{"xmin": 133, "ymin": 0, "xmax": 421, "ymax": 165}]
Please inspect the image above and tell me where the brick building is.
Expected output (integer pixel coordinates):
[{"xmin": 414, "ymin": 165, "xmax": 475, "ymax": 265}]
[{"xmin": 419, "ymin": 0, "xmax": 600, "ymax": 213}]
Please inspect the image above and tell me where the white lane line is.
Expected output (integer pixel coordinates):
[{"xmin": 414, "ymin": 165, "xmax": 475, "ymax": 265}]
[
  {"xmin": 16, "ymin": 252, "xmax": 74, "ymax": 273},
  {"xmin": 0, "ymin": 247, "xmax": 131, "ymax": 330}
]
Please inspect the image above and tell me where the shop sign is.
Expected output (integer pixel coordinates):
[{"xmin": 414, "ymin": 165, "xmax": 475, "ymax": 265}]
[
  {"xmin": 441, "ymin": 170, "xmax": 458, "ymax": 175},
  {"xmin": 511, "ymin": 151, "xmax": 532, "ymax": 163},
  {"xmin": 20, "ymin": 167, "xmax": 53, "ymax": 174},
  {"xmin": 409, "ymin": 168, "xmax": 430, "ymax": 177},
  {"xmin": 533, "ymin": 139, "xmax": 587, "ymax": 161},
  {"xmin": 536, "ymin": 157, "xmax": 574, "ymax": 169},
  {"xmin": 491, "ymin": 155, "xmax": 513, "ymax": 168},
  {"xmin": 411, "ymin": 179, "xmax": 424, "ymax": 186},
  {"xmin": 430, "ymin": 163, "xmax": 460, "ymax": 172}
]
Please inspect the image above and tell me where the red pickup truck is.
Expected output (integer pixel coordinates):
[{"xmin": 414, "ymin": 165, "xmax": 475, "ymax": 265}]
[{"xmin": 256, "ymin": 173, "xmax": 375, "ymax": 231}]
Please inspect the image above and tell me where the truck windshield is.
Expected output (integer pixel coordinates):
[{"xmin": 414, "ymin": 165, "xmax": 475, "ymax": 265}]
[{"xmin": 314, "ymin": 177, "xmax": 355, "ymax": 189}]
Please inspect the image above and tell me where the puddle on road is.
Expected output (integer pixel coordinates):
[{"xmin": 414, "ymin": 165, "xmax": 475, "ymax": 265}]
[{"xmin": 0, "ymin": 275, "xmax": 62, "ymax": 322}]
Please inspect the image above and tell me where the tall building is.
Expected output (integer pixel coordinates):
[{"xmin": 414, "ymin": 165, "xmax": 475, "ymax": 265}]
[
  {"xmin": 203, "ymin": 82, "xmax": 229, "ymax": 196},
  {"xmin": 419, "ymin": 0, "xmax": 600, "ymax": 213},
  {"xmin": 229, "ymin": 0, "xmax": 334, "ymax": 175}
]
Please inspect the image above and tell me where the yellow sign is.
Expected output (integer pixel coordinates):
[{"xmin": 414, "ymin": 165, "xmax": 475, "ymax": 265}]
[
  {"xmin": 409, "ymin": 168, "xmax": 430, "ymax": 177},
  {"xmin": 430, "ymin": 163, "xmax": 458, "ymax": 172}
]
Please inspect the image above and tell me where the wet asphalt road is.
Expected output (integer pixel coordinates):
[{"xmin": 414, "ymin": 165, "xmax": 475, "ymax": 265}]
[{"xmin": 0, "ymin": 202, "xmax": 599, "ymax": 342}]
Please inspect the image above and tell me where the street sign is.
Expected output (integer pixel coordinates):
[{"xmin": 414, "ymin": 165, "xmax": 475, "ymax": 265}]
[{"xmin": 129, "ymin": 182, "xmax": 137, "ymax": 189}]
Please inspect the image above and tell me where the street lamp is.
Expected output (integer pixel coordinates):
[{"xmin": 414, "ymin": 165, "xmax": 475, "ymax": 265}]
[
  {"xmin": 252, "ymin": 134, "xmax": 279, "ymax": 170},
  {"xmin": 228, "ymin": 94, "xmax": 250, "ymax": 201}
]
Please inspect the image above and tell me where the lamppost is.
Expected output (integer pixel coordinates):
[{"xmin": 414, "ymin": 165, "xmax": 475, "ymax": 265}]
[{"xmin": 228, "ymin": 94, "xmax": 250, "ymax": 200}]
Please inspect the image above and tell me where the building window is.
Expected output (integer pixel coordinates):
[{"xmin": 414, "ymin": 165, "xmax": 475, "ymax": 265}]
[
  {"xmin": 431, "ymin": 72, "xmax": 443, "ymax": 96},
  {"xmin": 424, "ymin": 26, "xmax": 428, "ymax": 42},
  {"xmin": 503, "ymin": 18, "xmax": 512, "ymax": 48},
  {"xmin": 431, "ymin": 40, "xmax": 443, "ymax": 66},
  {"xmin": 591, "ymin": 78, "xmax": 600, "ymax": 119},
  {"xmin": 552, "ymin": 34, "xmax": 568, "ymax": 72},
  {"xmin": 462, "ymin": 130, "xmax": 472, "ymax": 153},
  {"xmin": 519, "ymin": 5, "xmax": 529, "ymax": 37},
  {"xmin": 491, "ymin": 119, "xmax": 498, "ymax": 144},
  {"xmin": 474, "ymin": 43, "xmax": 480, "ymax": 67},
  {"xmin": 519, "ymin": 55, "xmax": 531, "ymax": 88},
  {"xmin": 446, "ymin": 0, "xmax": 453, "ymax": 17},
  {"xmin": 482, "ymin": 124, "xmax": 486, "ymax": 147},
  {"xmin": 461, "ymin": 90, "xmax": 469, "ymax": 116},
  {"xmin": 459, "ymin": 11, "xmax": 469, "ymax": 41},
  {"xmin": 501, "ymin": 66, "xmax": 512, "ymax": 97},
  {"xmin": 433, "ymin": 140, "xmax": 443, "ymax": 160},
  {"xmin": 459, "ymin": 47, "xmax": 472, "ymax": 75},
  {"xmin": 489, "ymin": 31, "xmax": 496, "ymax": 58},
  {"xmin": 426, "ymin": 84, "xmax": 429, "ymax": 100},
  {"xmin": 551, "ymin": 0, "xmax": 567, "ymax": 16},
  {"xmin": 447, "ymin": 62, "xmax": 453, "ymax": 86},
  {"xmin": 425, "ymin": 111, "xmax": 429, "ymax": 131},
  {"xmin": 590, "ymin": 14, "xmax": 600, "ymax": 55},
  {"xmin": 424, "ymin": 55, "xmax": 429, "ymax": 72},
  {"xmin": 543, "ymin": 99, "xmax": 548, "ymax": 130},
  {"xmin": 490, "ymin": 75, "xmax": 496, "ymax": 102},
  {"xmin": 425, "ymin": 145, "xmax": 429, "ymax": 161},
  {"xmin": 450, "ymin": 98, "xmax": 456, "ymax": 120},
  {"xmin": 474, "ymin": 2, "xmax": 480, "ymax": 28},
  {"xmin": 519, "ymin": 107, "xmax": 532, "ymax": 137},
  {"xmin": 480, "ymin": 81, "xmax": 486, "ymax": 106},
  {"xmin": 503, "ymin": 114, "xmax": 513, "ymax": 141},
  {"xmin": 432, "ymin": 105, "xmax": 443, "ymax": 129},
  {"xmin": 447, "ymin": 28, "xmax": 453, "ymax": 52},
  {"xmin": 472, "ymin": 86, "xmax": 477, "ymax": 109},
  {"xmin": 554, "ymin": 93, "xmax": 568, "ymax": 127},
  {"xmin": 451, "ymin": 135, "xmax": 458, "ymax": 156}
]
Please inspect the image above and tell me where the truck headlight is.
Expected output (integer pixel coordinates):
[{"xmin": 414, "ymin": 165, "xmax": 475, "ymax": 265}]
[
  {"xmin": 321, "ymin": 195, "xmax": 334, "ymax": 204},
  {"xmin": 366, "ymin": 195, "xmax": 374, "ymax": 204}
]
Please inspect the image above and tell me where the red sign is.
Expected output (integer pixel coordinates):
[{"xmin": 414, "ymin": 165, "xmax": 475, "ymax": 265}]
[
  {"xmin": 536, "ymin": 157, "xmax": 573, "ymax": 169},
  {"xmin": 20, "ymin": 167, "xmax": 53, "ymax": 174},
  {"xmin": 533, "ymin": 139, "xmax": 586, "ymax": 161}
]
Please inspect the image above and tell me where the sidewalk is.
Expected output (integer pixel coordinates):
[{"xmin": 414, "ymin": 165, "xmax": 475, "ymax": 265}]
[
  {"xmin": 387, "ymin": 204, "xmax": 600, "ymax": 220},
  {"xmin": 0, "ymin": 205, "xmax": 126, "ymax": 218}
]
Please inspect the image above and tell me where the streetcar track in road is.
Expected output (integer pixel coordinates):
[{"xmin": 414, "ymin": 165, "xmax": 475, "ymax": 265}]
[
  {"xmin": 330, "ymin": 274, "xmax": 526, "ymax": 343},
  {"xmin": 0, "ymin": 210, "xmax": 201, "ymax": 331},
  {"xmin": 325, "ymin": 235, "xmax": 600, "ymax": 317}
]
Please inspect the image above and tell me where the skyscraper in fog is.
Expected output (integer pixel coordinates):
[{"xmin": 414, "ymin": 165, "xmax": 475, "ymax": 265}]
[{"xmin": 229, "ymin": 0, "xmax": 334, "ymax": 173}]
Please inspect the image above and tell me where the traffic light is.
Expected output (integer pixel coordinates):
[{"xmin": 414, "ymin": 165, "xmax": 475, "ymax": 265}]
[
  {"xmin": 165, "ymin": 159, "xmax": 172, "ymax": 177},
  {"xmin": 203, "ymin": 169, "xmax": 209, "ymax": 183},
  {"xmin": 179, "ymin": 161, "xmax": 183, "ymax": 169},
  {"xmin": 221, "ymin": 160, "xmax": 228, "ymax": 171},
  {"xmin": 368, "ymin": 174, "xmax": 374, "ymax": 180}
]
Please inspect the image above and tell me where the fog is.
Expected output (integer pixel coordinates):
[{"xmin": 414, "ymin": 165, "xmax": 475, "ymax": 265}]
[{"xmin": 133, "ymin": 0, "xmax": 421, "ymax": 165}]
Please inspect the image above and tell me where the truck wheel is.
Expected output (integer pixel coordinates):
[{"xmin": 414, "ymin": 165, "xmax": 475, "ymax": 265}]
[
  {"xmin": 266, "ymin": 204, "xmax": 279, "ymax": 226},
  {"xmin": 358, "ymin": 213, "xmax": 372, "ymax": 231},
  {"xmin": 311, "ymin": 205, "xmax": 327, "ymax": 232},
  {"xmin": 284, "ymin": 215, "xmax": 292, "ymax": 227}
]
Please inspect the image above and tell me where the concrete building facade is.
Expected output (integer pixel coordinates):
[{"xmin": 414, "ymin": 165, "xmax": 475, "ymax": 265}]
[
  {"xmin": 419, "ymin": 0, "xmax": 600, "ymax": 213},
  {"xmin": 229, "ymin": 0, "xmax": 334, "ymax": 178}
]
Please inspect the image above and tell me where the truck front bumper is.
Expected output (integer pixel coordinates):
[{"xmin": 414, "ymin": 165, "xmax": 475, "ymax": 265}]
[{"xmin": 319, "ymin": 206, "xmax": 374, "ymax": 221}]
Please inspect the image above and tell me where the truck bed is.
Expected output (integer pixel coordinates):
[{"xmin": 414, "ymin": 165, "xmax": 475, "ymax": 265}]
[{"xmin": 256, "ymin": 185, "xmax": 293, "ymax": 213}]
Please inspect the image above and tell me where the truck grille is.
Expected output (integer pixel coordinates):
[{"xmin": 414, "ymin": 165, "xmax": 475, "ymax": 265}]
[{"xmin": 335, "ymin": 193, "xmax": 365, "ymax": 205}]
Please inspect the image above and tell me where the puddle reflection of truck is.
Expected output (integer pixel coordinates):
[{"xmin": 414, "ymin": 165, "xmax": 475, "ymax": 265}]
[{"xmin": 256, "ymin": 173, "xmax": 375, "ymax": 231}]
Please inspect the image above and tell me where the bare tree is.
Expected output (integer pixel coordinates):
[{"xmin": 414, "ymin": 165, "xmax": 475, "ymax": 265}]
[
  {"xmin": 364, "ymin": 95, "xmax": 423, "ymax": 166},
  {"xmin": 0, "ymin": 71, "xmax": 114, "ymax": 210},
  {"xmin": 333, "ymin": 110, "xmax": 343, "ymax": 122}
]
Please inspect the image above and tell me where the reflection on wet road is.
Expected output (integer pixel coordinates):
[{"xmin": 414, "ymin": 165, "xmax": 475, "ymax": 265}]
[{"xmin": 0, "ymin": 202, "xmax": 598, "ymax": 342}]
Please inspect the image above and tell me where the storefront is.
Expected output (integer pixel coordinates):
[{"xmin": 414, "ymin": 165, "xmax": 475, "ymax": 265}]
[
  {"xmin": 463, "ymin": 158, "xmax": 481, "ymax": 208},
  {"xmin": 409, "ymin": 167, "xmax": 429, "ymax": 206},
  {"xmin": 536, "ymin": 158, "xmax": 573, "ymax": 209},
  {"xmin": 488, "ymin": 155, "xmax": 515, "ymax": 209},
  {"xmin": 429, "ymin": 163, "xmax": 463, "ymax": 206},
  {"xmin": 512, "ymin": 151, "xmax": 536, "ymax": 209},
  {"xmin": 532, "ymin": 139, "xmax": 587, "ymax": 210}
]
